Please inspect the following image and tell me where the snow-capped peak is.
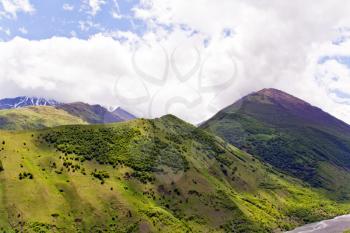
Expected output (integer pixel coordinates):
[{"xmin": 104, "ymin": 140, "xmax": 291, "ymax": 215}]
[{"xmin": 0, "ymin": 96, "xmax": 60, "ymax": 110}]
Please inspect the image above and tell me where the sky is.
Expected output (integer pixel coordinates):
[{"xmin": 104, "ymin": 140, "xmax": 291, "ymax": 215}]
[{"xmin": 1, "ymin": 0, "xmax": 350, "ymax": 124}]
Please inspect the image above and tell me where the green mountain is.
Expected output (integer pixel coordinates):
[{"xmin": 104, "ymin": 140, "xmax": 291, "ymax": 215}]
[
  {"xmin": 0, "ymin": 106, "xmax": 88, "ymax": 130},
  {"xmin": 0, "ymin": 115, "xmax": 349, "ymax": 232},
  {"xmin": 201, "ymin": 88, "xmax": 350, "ymax": 196}
]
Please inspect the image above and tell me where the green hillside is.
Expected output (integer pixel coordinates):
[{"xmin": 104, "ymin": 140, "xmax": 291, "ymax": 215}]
[
  {"xmin": 201, "ymin": 89, "xmax": 350, "ymax": 197},
  {"xmin": 0, "ymin": 102, "xmax": 135, "ymax": 131},
  {"xmin": 0, "ymin": 115, "xmax": 349, "ymax": 232},
  {"xmin": 0, "ymin": 106, "xmax": 88, "ymax": 130}
]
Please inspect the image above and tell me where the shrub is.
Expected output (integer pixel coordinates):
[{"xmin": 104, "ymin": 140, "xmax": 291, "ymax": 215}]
[
  {"xmin": 91, "ymin": 170, "xmax": 109, "ymax": 182},
  {"xmin": 19, "ymin": 172, "xmax": 33, "ymax": 180},
  {"xmin": 130, "ymin": 171, "xmax": 154, "ymax": 183}
]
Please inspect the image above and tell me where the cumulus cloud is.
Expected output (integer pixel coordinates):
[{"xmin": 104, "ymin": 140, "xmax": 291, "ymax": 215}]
[
  {"xmin": 0, "ymin": 36, "xmax": 131, "ymax": 105},
  {"xmin": 0, "ymin": 0, "xmax": 34, "ymax": 18},
  {"xmin": 1, "ymin": 0, "xmax": 350, "ymax": 124}
]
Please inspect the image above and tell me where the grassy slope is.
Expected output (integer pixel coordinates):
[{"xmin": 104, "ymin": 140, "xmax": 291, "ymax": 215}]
[
  {"xmin": 0, "ymin": 116, "xmax": 349, "ymax": 232},
  {"xmin": 201, "ymin": 91, "xmax": 350, "ymax": 197},
  {"xmin": 0, "ymin": 106, "xmax": 88, "ymax": 130}
]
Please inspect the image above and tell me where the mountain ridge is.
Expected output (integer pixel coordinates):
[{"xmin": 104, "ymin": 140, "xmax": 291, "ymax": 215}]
[
  {"xmin": 251, "ymin": 88, "xmax": 350, "ymax": 131},
  {"xmin": 0, "ymin": 96, "xmax": 136, "ymax": 129},
  {"xmin": 0, "ymin": 96, "xmax": 60, "ymax": 110},
  {"xmin": 201, "ymin": 88, "xmax": 350, "ymax": 194},
  {"xmin": 0, "ymin": 96, "xmax": 136, "ymax": 121}
]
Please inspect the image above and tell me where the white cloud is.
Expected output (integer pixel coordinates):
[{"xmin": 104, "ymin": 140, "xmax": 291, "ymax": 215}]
[
  {"xmin": 0, "ymin": 0, "xmax": 34, "ymax": 18},
  {"xmin": 2, "ymin": 1, "xmax": 350, "ymax": 124},
  {"xmin": 0, "ymin": 36, "xmax": 132, "ymax": 106},
  {"xmin": 62, "ymin": 3, "xmax": 74, "ymax": 11}
]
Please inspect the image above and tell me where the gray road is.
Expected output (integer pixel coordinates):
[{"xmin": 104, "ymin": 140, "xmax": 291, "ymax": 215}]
[{"xmin": 286, "ymin": 215, "xmax": 350, "ymax": 233}]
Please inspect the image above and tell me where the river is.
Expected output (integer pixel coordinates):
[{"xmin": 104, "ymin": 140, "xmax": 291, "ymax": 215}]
[{"xmin": 286, "ymin": 214, "xmax": 350, "ymax": 233}]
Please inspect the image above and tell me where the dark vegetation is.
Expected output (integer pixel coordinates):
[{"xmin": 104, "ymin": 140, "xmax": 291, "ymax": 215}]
[
  {"xmin": 40, "ymin": 116, "xmax": 231, "ymax": 184},
  {"xmin": 19, "ymin": 172, "xmax": 33, "ymax": 180},
  {"xmin": 91, "ymin": 170, "xmax": 109, "ymax": 183},
  {"xmin": 0, "ymin": 159, "xmax": 3, "ymax": 172}
]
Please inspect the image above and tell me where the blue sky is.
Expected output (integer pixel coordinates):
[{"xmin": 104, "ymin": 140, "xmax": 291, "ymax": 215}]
[{"xmin": 0, "ymin": 0, "xmax": 143, "ymax": 40}]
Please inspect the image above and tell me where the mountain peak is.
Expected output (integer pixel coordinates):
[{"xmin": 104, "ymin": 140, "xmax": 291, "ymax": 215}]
[
  {"xmin": 256, "ymin": 88, "xmax": 289, "ymax": 97},
  {"xmin": 254, "ymin": 88, "xmax": 310, "ymax": 107},
  {"xmin": 112, "ymin": 107, "xmax": 136, "ymax": 121},
  {"xmin": 214, "ymin": 88, "xmax": 350, "ymax": 134}
]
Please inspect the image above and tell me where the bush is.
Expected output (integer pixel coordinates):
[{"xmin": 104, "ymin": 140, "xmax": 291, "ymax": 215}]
[
  {"xmin": 130, "ymin": 171, "xmax": 154, "ymax": 183},
  {"xmin": 19, "ymin": 172, "xmax": 33, "ymax": 180},
  {"xmin": 91, "ymin": 170, "xmax": 109, "ymax": 182}
]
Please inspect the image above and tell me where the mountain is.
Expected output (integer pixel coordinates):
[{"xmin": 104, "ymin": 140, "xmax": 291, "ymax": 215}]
[
  {"xmin": 0, "ymin": 106, "xmax": 88, "ymax": 130},
  {"xmin": 0, "ymin": 115, "xmax": 348, "ymax": 232},
  {"xmin": 201, "ymin": 88, "xmax": 350, "ymax": 195},
  {"xmin": 0, "ymin": 97, "xmax": 136, "ymax": 129},
  {"xmin": 56, "ymin": 103, "xmax": 135, "ymax": 124},
  {"xmin": 112, "ymin": 107, "xmax": 136, "ymax": 121},
  {"xmin": 0, "ymin": 96, "xmax": 59, "ymax": 110}
]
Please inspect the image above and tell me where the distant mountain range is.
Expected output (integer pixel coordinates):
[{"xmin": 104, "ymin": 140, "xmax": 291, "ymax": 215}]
[
  {"xmin": 0, "ymin": 96, "xmax": 136, "ymax": 130},
  {"xmin": 201, "ymin": 88, "xmax": 350, "ymax": 196},
  {"xmin": 0, "ymin": 96, "xmax": 59, "ymax": 109},
  {"xmin": 57, "ymin": 102, "xmax": 135, "ymax": 124}
]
